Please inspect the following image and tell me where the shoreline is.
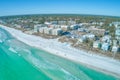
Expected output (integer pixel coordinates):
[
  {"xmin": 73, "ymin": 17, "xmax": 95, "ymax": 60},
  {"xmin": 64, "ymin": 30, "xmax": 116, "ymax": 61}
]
[{"xmin": 1, "ymin": 25, "xmax": 120, "ymax": 78}]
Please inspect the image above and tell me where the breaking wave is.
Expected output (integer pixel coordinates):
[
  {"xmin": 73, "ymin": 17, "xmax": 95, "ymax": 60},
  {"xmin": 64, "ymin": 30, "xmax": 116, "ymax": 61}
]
[
  {"xmin": 8, "ymin": 47, "xmax": 18, "ymax": 53},
  {"xmin": 21, "ymin": 48, "xmax": 80, "ymax": 80}
]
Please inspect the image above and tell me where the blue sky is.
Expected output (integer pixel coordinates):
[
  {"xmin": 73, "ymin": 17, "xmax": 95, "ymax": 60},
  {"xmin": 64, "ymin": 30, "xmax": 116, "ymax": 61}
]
[{"xmin": 0, "ymin": 0, "xmax": 119, "ymax": 16}]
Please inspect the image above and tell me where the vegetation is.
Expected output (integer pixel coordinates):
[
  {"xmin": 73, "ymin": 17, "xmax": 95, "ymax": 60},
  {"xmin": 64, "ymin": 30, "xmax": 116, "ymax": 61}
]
[{"xmin": 0, "ymin": 14, "xmax": 120, "ymax": 59}]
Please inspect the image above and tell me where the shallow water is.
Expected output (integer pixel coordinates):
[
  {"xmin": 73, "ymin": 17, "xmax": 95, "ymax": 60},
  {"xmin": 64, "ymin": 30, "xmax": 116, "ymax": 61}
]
[{"xmin": 0, "ymin": 27, "xmax": 119, "ymax": 80}]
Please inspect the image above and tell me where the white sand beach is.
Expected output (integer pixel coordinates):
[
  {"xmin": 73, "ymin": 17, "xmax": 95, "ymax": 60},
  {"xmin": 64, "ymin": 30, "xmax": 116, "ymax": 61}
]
[{"xmin": 1, "ymin": 25, "xmax": 120, "ymax": 77}]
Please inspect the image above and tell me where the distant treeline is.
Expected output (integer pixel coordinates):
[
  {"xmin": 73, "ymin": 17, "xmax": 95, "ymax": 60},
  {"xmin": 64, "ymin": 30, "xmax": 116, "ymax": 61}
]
[{"xmin": 1, "ymin": 14, "xmax": 120, "ymax": 23}]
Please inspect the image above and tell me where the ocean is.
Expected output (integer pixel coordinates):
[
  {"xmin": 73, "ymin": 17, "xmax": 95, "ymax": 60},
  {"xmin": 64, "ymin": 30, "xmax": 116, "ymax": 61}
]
[{"xmin": 0, "ymin": 27, "xmax": 119, "ymax": 80}]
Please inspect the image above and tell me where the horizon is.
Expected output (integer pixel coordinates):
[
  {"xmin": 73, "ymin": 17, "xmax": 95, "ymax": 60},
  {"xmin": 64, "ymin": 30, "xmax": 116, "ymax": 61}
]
[
  {"xmin": 0, "ymin": 13, "xmax": 120, "ymax": 18},
  {"xmin": 0, "ymin": 0, "xmax": 120, "ymax": 17}
]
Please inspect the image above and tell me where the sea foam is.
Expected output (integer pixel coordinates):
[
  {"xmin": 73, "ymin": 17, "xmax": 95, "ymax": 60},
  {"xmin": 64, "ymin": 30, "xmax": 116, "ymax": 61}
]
[{"xmin": 8, "ymin": 47, "xmax": 18, "ymax": 53}]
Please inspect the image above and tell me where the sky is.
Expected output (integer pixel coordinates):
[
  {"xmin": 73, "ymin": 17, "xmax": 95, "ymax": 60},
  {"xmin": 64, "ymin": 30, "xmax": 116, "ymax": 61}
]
[{"xmin": 0, "ymin": 0, "xmax": 119, "ymax": 16}]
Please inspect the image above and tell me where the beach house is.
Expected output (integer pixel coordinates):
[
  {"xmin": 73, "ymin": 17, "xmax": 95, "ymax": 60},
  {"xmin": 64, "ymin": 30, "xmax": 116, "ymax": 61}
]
[
  {"xmin": 93, "ymin": 41, "xmax": 101, "ymax": 49},
  {"xmin": 44, "ymin": 28, "xmax": 53, "ymax": 35},
  {"xmin": 61, "ymin": 25, "xmax": 70, "ymax": 31},
  {"xmin": 52, "ymin": 28, "xmax": 63, "ymax": 36},
  {"xmin": 101, "ymin": 43, "xmax": 110, "ymax": 51},
  {"xmin": 101, "ymin": 35, "xmax": 111, "ymax": 43},
  {"xmin": 78, "ymin": 28, "xmax": 87, "ymax": 32},
  {"xmin": 113, "ymin": 40, "xmax": 119, "ymax": 46},
  {"xmin": 51, "ymin": 21, "xmax": 58, "ymax": 24},
  {"xmin": 91, "ymin": 22, "xmax": 104, "ymax": 26},
  {"xmin": 78, "ymin": 36, "xmax": 87, "ymax": 43},
  {"xmin": 112, "ymin": 46, "xmax": 119, "ymax": 53},
  {"xmin": 34, "ymin": 24, "xmax": 41, "ymax": 32},
  {"xmin": 70, "ymin": 25, "xmax": 79, "ymax": 30},
  {"xmin": 58, "ymin": 20, "xmax": 66, "ymax": 25},
  {"xmin": 112, "ymin": 22, "xmax": 120, "ymax": 27},
  {"xmin": 13, "ymin": 24, "xmax": 21, "ymax": 28},
  {"xmin": 39, "ymin": 27, "xmax": 45, "ymax": 33},
  {"xmin": 85, "ymin": 33, "xmax": 95, "ymax": 40},
  {"xmin": 48, "ymin": 24, "xmax": 61, "ymax": 29},
  {"xmin": 67, "ymin": 20, "xmax": 76, "ymax": 25},
  {"xmin": 44, "ymin": 22, "xmax": 51, "ymax": 25},
  {"xmin": 115, "ymin": 25, "xmax": 120, "ymax": 40},
  {"xmin": 34, "ymin": 24, "xmax": 47, "ymax": 33}
]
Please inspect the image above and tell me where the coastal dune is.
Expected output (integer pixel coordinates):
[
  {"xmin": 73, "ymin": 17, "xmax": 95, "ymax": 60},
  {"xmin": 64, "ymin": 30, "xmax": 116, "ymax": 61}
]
[{"xmin": 1, "ymin": 25, "xmax": 120, "ymax": 77}]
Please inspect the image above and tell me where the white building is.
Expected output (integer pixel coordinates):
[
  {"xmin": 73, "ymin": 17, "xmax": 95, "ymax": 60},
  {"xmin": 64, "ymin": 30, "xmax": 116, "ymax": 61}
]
[
  {"xmin": 102, "ymin": 35, "xmax": 111, "ymax": 42},
  {"xmin": 52, "ymin": 28, "xmax": 63, "ymax": 35},
  {"xmin": 44, "ymin": 28, "xmax": 53, "ymax": 35},
  {"xmin": 92, "ymin": 22, "xmax": 104, "ymax": 26},
  {"xmin": 34, "ymin": 24, "xmax": 47, "ymax": 33},
  {"xmin": 113, "ymin": 40, "xmax": 118, "ymax": 46},
  {"xmin": 101, "ymin": 43, "xmax": 110, "ymax": 51},
  {"xmin": 70, "ymin": 25, "xmax": 79, "ymax": 30},
  {"xmin": 34, "ymin": 24, "xmax": 41, "ymax": 32},
  {"xmin": 78, "ymin": 36, "xmax": 87, "ymax": 43},
  {"xmin": 67, "ymin": 21, "xmax": 76, "ymax": 25},
  {"xmin": 112, "ymin": 22, "xmax": 120, "ymax": 27},
  {"xmin": 93, "ymin": 41, "xmax": 101, "ymax": 49},
  {"xmin": 84, "ymin": 33, "xmax": 95, "ymax": 40},
  {"xmin": 115, "ymin": 25, "xmax": 120, "ymax": 40},
  {"xmin": 112, "ymin": 46, "xmax": 119, "ymax": 53},
  {"xmin": 39, "ymin": 27, "xmax": 47, "ymax": 33},
  {"xmin": 13, "ymin": 24, "xmax": 21, "ymax": 28},
  {"xmin": 48, "ymin": 24, "xmax": 61, "ymax": 29},
  {"xmin": 61, "ymin": 25, "xmax": 70, "ymax": 31},
  {"xmin": 58, "ymin": 21, "xmax": 66, "ymax": 25},
  {"xmin": 51, "ymin": 21, "xmax": 58, "ymax": 24},
  {"xmin": 44, "ymin": 22, "xmax": 51, "ymax": 25}
]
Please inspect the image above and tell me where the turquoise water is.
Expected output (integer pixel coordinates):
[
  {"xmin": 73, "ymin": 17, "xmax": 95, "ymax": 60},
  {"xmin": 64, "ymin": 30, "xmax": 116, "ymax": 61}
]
[{"xmin": 0, "ymin": 27, "xmax": 119, "ymax": 80}]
